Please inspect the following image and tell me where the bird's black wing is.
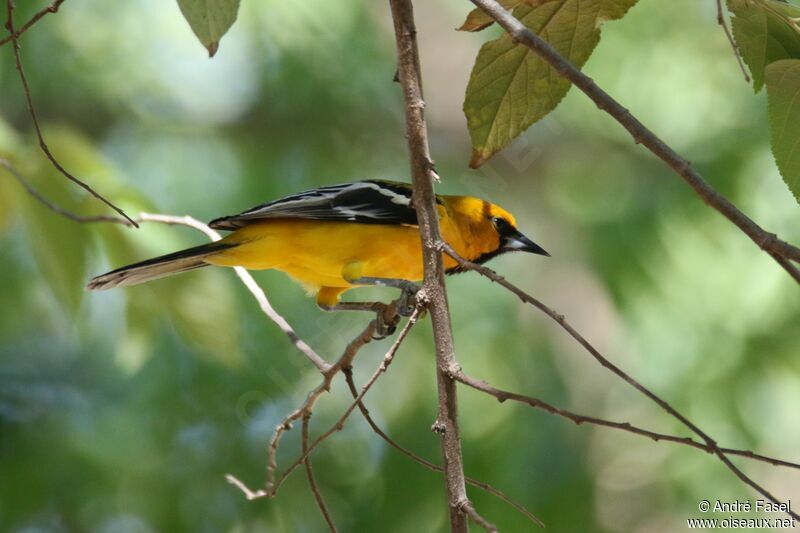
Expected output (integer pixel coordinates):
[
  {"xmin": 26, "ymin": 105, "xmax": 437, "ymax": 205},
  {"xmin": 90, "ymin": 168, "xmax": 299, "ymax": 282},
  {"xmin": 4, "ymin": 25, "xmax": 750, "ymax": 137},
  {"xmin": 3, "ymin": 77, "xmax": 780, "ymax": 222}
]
[{"xmin": 209, "ymin": 180, "xmax": 434, "ymax": 230}]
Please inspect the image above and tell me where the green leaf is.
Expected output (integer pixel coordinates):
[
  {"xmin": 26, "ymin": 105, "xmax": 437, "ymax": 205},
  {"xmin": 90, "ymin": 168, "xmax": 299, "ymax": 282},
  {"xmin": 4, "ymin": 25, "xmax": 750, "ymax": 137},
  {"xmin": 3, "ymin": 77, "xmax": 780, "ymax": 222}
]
[
  {"xmin": 176, "ymin": 0, "xmax": 241, "ymax": 57},
  {"xmin": 728, "ymin": 0, "xmax": 800, "ymax": 91},
  {"xmin": 766, "ymin": 58, "xmax": 800, "ymax": 202},
  {"xmin": 464, "ymin": 0, "xmax": 638, "ymax": 168}
]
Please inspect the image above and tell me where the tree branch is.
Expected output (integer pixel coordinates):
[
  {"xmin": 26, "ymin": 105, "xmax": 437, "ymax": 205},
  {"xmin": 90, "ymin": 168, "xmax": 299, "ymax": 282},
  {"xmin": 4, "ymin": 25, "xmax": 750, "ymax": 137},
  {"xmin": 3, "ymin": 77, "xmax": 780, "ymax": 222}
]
[
  {"xmin": 389, "ymin": 1, "xmax": 474, "ymax": 530},
  {"xmin": 442, "ymin": 243, "xmax": 799, "ymax": 521},
  {"xmin": 453, "ymin": 369, "xmax": 800, "ymax": 470},
  {"xmin": 0, "ymin": 157, "xmax": 127, "ymax": 224},
  {"xmin": 468, "ymin": 0, "xmax": 800, "ymax": 278},
  {"xmin": 342, "ymin": 368, "xmax": 546, "ymax": 529},
  {"xmin": 0, "ymin": 0, "xmax": 64, "ymax": 47},
  {"xmin": 5, "ymin": 0, "xmax": 137, "ymax": 227},
  {"xmin": 227, "ymin": 316, "xmax": 386, "ymax": 500},
  {"xmin": 236, "ymin": 307, "xmax": 423, "ymax": 499}
]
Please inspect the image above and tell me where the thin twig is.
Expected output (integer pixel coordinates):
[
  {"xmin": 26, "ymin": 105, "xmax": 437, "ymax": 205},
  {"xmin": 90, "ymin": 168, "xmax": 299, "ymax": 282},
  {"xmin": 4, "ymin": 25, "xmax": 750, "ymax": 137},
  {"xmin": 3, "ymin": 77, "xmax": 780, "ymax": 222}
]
[
  {"xmin": 469, "ymin": 0, "xmax": 800, "ymax": 275},
  {"xmin": 133, "ymin": 212, "xmax": 331, "ymax": 373},
  {"xmin": 458, "ymin": 500, "xmax": 498, "ymax": 533},
  {"xmin": 5, "ymin": 0, "xmax": 137, "ymax": 227},
  {"xmin": 716, "ymin": 0, "xmax": 751, "ymax": 83},
  {"xmin": 768, "ymin": 252, "xmax": 800, "ymax": 285},
  {"xmin": 453, "ymin": 370, "xmax": 800, "ymax": 470},
  {"xmin": 442, "ymin": 243, "xmax": 799, "ymax": 521},
  {"xmin": 231, "ymin": 269, "xmax": 330, "ymax": 372},
  {"xmin": 254, "ymin": 307, "xmax": 423, "ymax": 499},
  {"xmin": 226, "ymin": 304, "xmax": 415, "ymax": 499},
  {"xmin": 302, "ymin": 415, "xmax": 338, "ymax": 533},
  {"xmin": 227, "ymin": 306, "xmax": 393, "ymax": 500},
  {"xmin": 0, "ymin": 158, "xmax": 128, "ymax": 224},
  {"xmin": 0, "ymin": 0, "xmax": 64, "ymax": 47},
  {"xmin": 389, "ymin": 0, "xmax": 473, "ymax": 530},
  {"xmin": 342, "ymin": 368, "xmax": 546, "ymax": 528}
]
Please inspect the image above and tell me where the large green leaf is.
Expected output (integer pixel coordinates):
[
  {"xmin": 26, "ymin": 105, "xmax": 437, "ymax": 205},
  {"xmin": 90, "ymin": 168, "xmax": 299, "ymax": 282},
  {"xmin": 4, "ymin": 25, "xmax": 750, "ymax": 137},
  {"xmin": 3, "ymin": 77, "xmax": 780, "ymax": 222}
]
[
  {"xmin": 766, "ymin": 59, "xmax": 800, "ymax": 202},
  {"xmin": 728, "ymin": 0, "xmax": 800, "ymax": 91},
  {"xmin": 464, "ymin": 0, "xmax": 638, "ymax": 168},
  {"xmin": 176, "ymin": 0, "xmax": 241, "ymax": 57}
]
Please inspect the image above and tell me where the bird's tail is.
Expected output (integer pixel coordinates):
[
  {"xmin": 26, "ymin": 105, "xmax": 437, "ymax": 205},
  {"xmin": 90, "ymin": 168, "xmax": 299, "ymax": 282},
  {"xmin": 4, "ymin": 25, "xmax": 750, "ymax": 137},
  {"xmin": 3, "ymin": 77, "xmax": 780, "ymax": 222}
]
[{"xmin": 87, "ymin": 242, "xmax": 235, "ymax": 291}]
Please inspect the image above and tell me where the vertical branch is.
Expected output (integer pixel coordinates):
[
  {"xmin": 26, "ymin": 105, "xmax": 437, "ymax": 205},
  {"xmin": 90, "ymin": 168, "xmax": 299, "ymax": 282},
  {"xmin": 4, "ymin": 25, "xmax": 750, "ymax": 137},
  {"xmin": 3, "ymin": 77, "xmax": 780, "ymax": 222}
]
[{"xmin": 388, "ymin": 1, "xmax": 470, "ymax": 531}]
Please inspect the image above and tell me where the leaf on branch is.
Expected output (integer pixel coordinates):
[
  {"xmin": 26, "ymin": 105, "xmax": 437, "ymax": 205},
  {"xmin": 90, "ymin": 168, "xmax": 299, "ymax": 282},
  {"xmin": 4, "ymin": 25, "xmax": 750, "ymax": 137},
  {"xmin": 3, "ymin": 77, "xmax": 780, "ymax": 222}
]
[
  {"xmin": 766, "ymin": 58, "xmax": 800, "ymax": 202},
  {"xmin": 463, "ymin": 0, "xmax": 638, "ymax": 168},
  {"xmin": 458, "ymin": 0, "xmax": 546, "ymax": 32},
  {"xmin": 728, "ymin": 0, "xmax": 800, "ymax": 91},
  {"xmin": 176, "ymin": 0, "xmax": 241, "ymax": 57}
]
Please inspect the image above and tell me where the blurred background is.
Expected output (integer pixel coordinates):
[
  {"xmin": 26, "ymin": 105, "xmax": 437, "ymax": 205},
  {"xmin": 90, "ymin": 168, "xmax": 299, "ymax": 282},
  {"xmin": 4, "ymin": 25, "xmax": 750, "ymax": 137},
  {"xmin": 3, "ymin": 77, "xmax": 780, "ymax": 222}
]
[{"xmin": 1, "ymin": 0, "xmax": 799, "ymax": 531}]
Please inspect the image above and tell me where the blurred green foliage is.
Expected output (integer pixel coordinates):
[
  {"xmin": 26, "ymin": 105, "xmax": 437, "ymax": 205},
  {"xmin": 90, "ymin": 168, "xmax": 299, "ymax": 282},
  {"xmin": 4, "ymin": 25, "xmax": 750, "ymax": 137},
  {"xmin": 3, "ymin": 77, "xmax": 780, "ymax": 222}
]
[{"xmin": 1, "ymin": 0, "xmax": 799, "ymax": 531}]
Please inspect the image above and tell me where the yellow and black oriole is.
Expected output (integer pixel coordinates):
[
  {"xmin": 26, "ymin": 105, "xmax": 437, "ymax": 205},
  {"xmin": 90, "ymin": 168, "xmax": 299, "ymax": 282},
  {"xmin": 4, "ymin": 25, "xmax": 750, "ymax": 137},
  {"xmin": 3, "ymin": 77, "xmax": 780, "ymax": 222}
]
[{"xmin": 87, "ymin": 180, "xmax": 548, "ymax": 308}]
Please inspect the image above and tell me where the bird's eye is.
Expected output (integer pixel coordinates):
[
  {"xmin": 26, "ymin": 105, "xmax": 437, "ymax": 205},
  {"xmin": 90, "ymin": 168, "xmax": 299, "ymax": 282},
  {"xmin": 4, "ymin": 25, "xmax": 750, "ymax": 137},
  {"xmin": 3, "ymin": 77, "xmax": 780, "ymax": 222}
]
[{"xmin": 491, "ymin": 216, "xmax": 509, "ymax": 231}]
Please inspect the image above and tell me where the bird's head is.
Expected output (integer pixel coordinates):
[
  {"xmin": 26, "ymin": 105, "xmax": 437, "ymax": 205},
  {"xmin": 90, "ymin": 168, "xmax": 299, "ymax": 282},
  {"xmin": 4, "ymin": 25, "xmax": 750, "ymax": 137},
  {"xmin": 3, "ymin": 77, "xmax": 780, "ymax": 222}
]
[{"xmin": 442, "ymin": 196, "xmax": 549, "ymax": 264}]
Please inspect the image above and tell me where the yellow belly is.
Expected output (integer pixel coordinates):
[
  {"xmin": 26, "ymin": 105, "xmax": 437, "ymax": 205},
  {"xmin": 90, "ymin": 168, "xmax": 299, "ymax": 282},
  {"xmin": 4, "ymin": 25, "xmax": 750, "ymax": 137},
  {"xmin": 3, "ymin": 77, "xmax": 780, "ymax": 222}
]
[{"xmin": 205, "ymin": 219, "xmax": 458, "ymax": 305}]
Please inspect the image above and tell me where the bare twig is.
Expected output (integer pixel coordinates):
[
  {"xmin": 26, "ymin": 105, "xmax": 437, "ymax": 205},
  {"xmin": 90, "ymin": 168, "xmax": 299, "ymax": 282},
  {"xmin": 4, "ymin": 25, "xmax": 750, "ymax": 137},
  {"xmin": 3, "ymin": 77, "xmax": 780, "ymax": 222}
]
[
  {"xmin": 302, "ymin": 415, "xmax": 338, "ymax": 533},
  {"xmin": 453, "ymin": 370, "xmax": 800, "ymax": 470},
  {"xmin": 263, "ymin": 307, "xmax": 422, "ymax": 497},
  {"xmin": 342, "ymin": 368, "xmax": 546, "ymax": 528},
  {"xmin": 229, "ymin": 269, "xmax": 330, "ymax": 372},
  {"xmin": 468, "ymin": 0, "xmax": 800, "ymax": 276},
  {"xmin": 768, "ymin": 252, "xmax": 800, "ymax": 285},
  {"xmin": 443, "ymin": 243, "xmax": 799, "ymax": 520},
  {"xmin": 226, "ymin": 304, "xmax": 417, "ymax": 499},
  {"xmin": 0, "ymin": 158, "xmax": 127, "ymax": 224},
  {"xmin": 227, "ymin": 311, "xmax": 384, "ymax": 500},
  {"xmin": 5, "ymin": 0, "xmax": 137, "ymax": 227},
  {"xmin": 459, "ymin": 500, "xmax": 498, "ymax": 533},
  {"xmin": 389, "ymin": 0, "xmax": 473, "ymax": 530},
  {"xmin": 0, "ymin": 0, "xmax": 64, "ymax": 47},
  {"xmin": 133, "ymin": 213, "xmax": 331, "ymax": 373},
  {"xmin": 716, "ymin": 0, "xmax": 750, "ymax": 83}
]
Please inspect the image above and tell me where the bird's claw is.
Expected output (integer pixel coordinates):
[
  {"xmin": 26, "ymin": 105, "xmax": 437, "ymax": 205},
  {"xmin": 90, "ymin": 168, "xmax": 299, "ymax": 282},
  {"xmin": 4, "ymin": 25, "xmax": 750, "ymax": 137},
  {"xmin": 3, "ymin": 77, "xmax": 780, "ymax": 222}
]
[
  {"xmin": 397, "ymin": 283, "xmax": 421, "ymax": 317},
  {"xmin": 372, "ymin": 310, "xmax": 399, "ymax": 340}
]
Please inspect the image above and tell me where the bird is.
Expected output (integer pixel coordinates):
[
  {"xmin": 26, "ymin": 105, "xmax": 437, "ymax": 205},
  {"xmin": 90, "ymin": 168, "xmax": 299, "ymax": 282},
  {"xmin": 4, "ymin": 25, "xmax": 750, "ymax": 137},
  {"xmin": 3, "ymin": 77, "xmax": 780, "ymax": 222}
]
[{"xmin": 87, "ymin": 180, "xmax": 548, "ymax": 315}]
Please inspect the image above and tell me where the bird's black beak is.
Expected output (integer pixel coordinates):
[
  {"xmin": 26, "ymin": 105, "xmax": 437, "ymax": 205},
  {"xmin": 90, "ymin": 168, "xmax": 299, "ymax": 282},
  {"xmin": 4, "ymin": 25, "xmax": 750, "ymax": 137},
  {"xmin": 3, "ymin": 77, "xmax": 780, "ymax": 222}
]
[{"xmin": 502, "ymin": 230, "xmax": 550, "ymax": 257}]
